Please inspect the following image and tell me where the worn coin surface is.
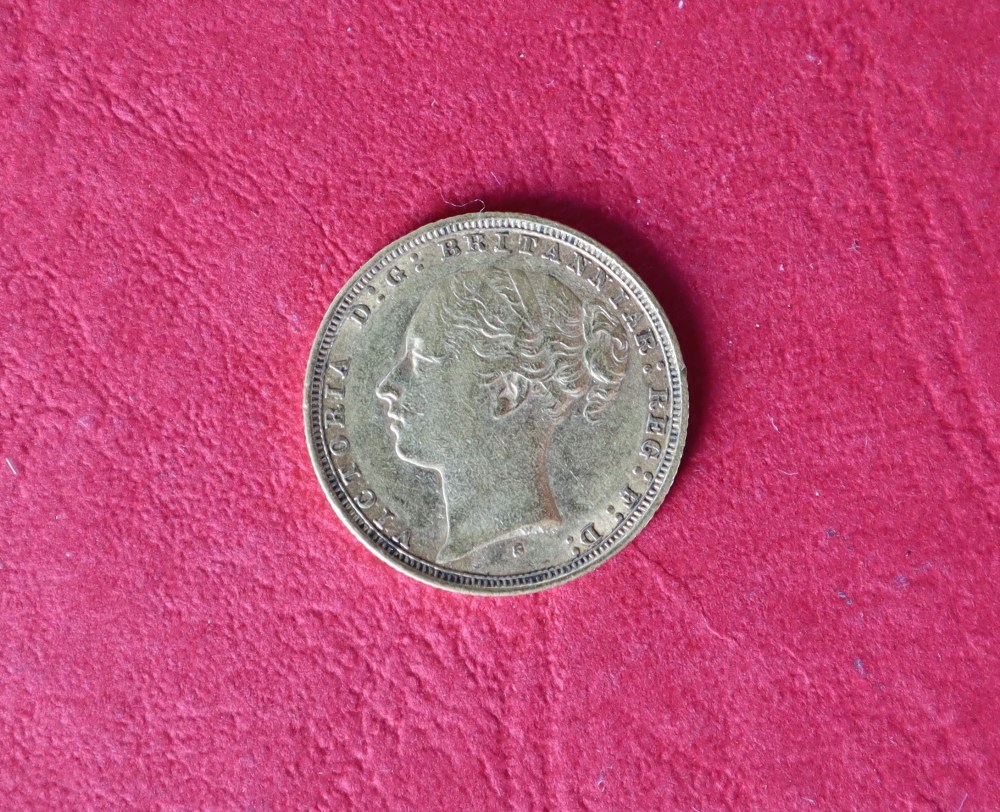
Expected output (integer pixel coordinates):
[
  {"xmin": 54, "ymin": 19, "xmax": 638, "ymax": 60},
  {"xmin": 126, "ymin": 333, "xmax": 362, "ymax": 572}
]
[{"xmin": 304, "ymin": 213, "xmax": 687, "ymax": 594}]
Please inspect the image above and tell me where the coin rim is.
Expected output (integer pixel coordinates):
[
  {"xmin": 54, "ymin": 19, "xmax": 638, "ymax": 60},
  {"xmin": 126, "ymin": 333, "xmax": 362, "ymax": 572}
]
[{"xmin": 303, "ymin": 212, "xmax": 688, "ymax": 596}]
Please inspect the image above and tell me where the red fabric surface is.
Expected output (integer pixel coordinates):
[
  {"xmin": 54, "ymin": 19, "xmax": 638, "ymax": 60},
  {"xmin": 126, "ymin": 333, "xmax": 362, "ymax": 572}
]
[{"xmin": 2, "ymin": 1, "xmax": 998, "ymax": 808}]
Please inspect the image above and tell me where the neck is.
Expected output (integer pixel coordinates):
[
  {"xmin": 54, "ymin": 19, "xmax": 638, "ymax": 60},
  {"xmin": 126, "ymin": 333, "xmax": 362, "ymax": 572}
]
[{"xmin": 435, "ymin": 438, "xmax": 559, "ymax": 564}]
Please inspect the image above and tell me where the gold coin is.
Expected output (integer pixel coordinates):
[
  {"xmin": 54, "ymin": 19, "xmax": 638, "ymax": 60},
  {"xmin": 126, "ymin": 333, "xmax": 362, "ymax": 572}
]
[{"xmin": 304, "ymin": 213, "xmax": 687, "ymax": 594}]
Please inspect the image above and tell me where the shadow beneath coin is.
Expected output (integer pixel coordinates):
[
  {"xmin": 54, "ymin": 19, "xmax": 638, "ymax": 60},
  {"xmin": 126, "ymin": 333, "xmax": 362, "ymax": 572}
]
[{"xmin": 429, "ymin": 196, "xmax": 710, "ymax": 463}]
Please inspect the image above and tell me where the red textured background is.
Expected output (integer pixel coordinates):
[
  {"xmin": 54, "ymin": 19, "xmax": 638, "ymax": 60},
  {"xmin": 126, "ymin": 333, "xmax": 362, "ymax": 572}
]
[{"xmin": 2, "ymin": 0, "xmax": 998, "ymax": 808}]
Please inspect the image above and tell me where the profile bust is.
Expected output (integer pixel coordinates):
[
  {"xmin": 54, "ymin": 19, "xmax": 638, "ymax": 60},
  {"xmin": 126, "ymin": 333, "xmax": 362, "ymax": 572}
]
[{"xmin": 377, "ymin": 265, "xmax": 629, "ymax": 565}]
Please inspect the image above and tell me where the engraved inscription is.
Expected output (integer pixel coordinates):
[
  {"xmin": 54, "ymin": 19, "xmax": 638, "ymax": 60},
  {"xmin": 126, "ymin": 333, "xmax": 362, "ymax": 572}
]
[
  {"xmin": 517, "ymin": 234, "xmax": 539, "ymax": 255},
  {"xmin": 323, "ymin": 359, "xmax": 350, "ymax": 438},
  {"xmin": 570, "ymin": 251, "xmax": 592, "ymax": 277},
  {"xmin": 324, "ymin": 403, "xmax": 345, "ymax": 428},
  {"xmin": 541, "ymin": 242, "xmax": 561, "ymax": 263},
  {"xmin": 636, "ymin": 328, "xmax": 657, "ymax": 354},
  {"xmin": 350, "ymin": 304, "xmax": 370, "ymax": 325},
  {"xmin": 649, "ymin": 387, "xmax": 669, "ymax": 414},
  {"xmin": 580, "ymin": 523, "xmax": 602, "ymax": 545},
  {"xmin": 621, "ymin": 485, "xmax": 641, "ymax": 508},
  {"xmin": 641, "ymin": 439, "xmax": 662, "ymax": 459}
]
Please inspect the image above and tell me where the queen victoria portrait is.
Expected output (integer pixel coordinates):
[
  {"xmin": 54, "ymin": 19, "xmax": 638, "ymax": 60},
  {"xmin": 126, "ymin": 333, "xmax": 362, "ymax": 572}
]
[{"xmin": 377, "ymin": 264, "xmax": 630, "ymax": 567}]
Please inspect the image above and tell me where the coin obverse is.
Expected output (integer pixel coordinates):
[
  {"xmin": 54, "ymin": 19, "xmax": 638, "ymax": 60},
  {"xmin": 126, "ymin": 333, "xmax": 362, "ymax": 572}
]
[{"xmin": 304, "ymin": 213, "xmax": 687, "ymax": 595}]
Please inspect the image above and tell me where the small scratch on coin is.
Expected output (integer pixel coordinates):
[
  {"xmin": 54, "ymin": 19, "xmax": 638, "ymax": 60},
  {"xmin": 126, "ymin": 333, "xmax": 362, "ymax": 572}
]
[
  {"xmin": 562, "ymin": 464, "xmax": 586, "ymax": 493},
  {"xmin": 778, "ymin": 469, "xmax": 798, "ymax": 477},
  {"xmin": 768, "ymin": 414, "xmax": 779, "ymax": 432},
  {"xmin": 439, "ymin": 190, "xmax": 486, "ymax": 212},
  {"xmin": 957, "ymin": 792, "xmax": 968, "ymax": 812},
  {"xmin": 5, "ymin": 458, "xmax": 16, "ymax": 476}
]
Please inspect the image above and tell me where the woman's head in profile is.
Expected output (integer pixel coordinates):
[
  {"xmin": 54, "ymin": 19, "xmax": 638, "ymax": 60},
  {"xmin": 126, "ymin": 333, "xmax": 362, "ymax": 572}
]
[{"xmin": 377, "ymin": 265, "xmax": 629, "ymax": 565}]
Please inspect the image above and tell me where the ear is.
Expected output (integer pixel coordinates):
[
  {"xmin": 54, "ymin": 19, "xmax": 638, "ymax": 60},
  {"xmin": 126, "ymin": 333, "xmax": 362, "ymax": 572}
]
[{"xmin": 491, "ymin": 372, "xmax": 530, "ymax": 417}]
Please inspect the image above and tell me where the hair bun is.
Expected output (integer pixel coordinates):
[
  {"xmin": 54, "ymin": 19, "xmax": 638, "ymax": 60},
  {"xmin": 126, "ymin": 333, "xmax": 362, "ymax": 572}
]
[{"xmin": 581, "ymin": 301, "xmax": 629, "ymax": 421}]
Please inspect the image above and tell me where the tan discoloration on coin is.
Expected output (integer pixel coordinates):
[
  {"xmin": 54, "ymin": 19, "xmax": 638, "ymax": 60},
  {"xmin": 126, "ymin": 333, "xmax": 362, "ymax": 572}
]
[{"xmin": 304, "ymin": 213, "xmax": 687, "ymax": 594}]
